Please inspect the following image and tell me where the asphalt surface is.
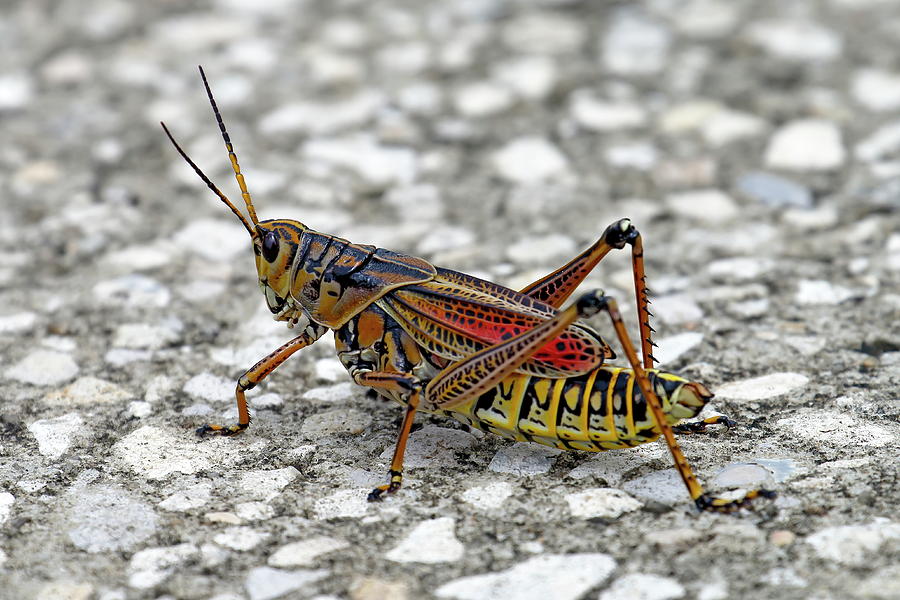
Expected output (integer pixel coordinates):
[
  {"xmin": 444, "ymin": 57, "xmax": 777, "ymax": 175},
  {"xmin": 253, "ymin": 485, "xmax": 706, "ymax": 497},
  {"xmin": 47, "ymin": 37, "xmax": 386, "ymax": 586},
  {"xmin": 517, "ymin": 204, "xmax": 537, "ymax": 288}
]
[{"xmin": 1, "ymin": 1, "xmax": 899, "ymax": 599}]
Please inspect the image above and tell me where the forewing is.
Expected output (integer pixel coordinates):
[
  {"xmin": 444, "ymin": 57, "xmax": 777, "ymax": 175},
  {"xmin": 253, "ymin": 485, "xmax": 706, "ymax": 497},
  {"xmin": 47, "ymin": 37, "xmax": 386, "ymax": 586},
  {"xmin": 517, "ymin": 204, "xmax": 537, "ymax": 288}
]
[{"xmin": 379, "ymin": 274, "xmax": 611, "ymax": 378}]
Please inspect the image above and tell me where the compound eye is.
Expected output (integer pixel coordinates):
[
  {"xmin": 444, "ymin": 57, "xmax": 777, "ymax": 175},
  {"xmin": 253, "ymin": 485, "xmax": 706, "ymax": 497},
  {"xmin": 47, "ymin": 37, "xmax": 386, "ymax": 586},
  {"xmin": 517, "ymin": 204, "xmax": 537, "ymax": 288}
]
[{"xmin": 262, "ymin": 232, "xmax": 279, "ymax": 263}]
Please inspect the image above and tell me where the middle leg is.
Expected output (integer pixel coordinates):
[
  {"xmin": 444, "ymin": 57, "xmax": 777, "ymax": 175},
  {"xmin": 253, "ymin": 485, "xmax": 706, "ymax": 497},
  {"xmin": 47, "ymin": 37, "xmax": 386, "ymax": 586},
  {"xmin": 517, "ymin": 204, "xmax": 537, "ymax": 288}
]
[{"xmin": 352, "ymin": 371, "xmax": 422, "ymax": 501}]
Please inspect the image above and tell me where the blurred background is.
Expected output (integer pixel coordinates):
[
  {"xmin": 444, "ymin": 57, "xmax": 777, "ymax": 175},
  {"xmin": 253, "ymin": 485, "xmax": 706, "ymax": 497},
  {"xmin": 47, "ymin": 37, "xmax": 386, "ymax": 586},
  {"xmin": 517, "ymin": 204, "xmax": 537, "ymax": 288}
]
[{"xmin": 1, "ymin": 1, "xmax": 899, "ymax": 599}]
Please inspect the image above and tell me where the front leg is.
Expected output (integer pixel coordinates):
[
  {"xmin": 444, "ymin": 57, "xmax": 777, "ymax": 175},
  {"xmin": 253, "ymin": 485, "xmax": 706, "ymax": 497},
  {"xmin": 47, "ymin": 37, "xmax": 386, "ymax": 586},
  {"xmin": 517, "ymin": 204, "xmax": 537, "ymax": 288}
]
[{"xmin": 198, "ymin": 326, "xmax": 325, "ymax": 436}]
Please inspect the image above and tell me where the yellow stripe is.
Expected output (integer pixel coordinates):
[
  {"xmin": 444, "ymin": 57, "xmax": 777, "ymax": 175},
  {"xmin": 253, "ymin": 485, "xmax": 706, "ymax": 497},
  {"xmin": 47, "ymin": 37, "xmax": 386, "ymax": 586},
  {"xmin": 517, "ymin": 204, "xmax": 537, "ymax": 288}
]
[
  {"xmin": 625, "ymin": 372, "xmax": 636, "ymax": 438},
  {"xmin": 579, "ymin": 368, "xmax": 599, "ymax": 441},
  {"xmin": 544, "ymin": 378, "xmax": 565, "ymax": 440},
  {"xmin": 606, "ymin": 369, "xmax": 619, "ymax": 441}
]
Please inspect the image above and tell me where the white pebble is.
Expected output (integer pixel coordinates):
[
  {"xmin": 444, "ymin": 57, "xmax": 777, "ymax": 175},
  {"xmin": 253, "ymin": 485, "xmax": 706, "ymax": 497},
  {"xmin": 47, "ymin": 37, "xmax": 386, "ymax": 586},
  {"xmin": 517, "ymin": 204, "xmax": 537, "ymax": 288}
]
[
  {"xmin": 383, "ymin": 425, "xmax": 477, "ymax": 469},
  {"xmin": 776, "ymin": 410, "xmax": 894, "ymax": 448},
  {"xmin": 238, "ymin": 467, "xmax": 300, "ymax": 501},
  {"xmin": 214, "ymin": 526, "xmax": 270, "ymax": 551},
  {"xmin": 0, "ymin": 73, "xmax": 33, "ymax": 110},
  {"xmin": 652, "ymin": 294, "xmax": 704, "ymax": 325},
  {"xmin": 103, "ymin": 244, "xmax": 172, "ymax": 271},
  {"xmin": 492, "ymin": 137, "xmax": 571, "ymax": 184},
  {"xmin": 764, "ymin": 119, "xmax": 845, "ymax": 171},
  {"xmin": 158, "ymin": 483, "xmax": 213, "ymax": 512},
  {"xmin": 0, "ymin": 311, "xmax": 36, "ymax": 333},
  {"xmin": 93, "ymin": 275, "xmax": 170, "ymax": 308},
  {"xmin": 567, "ymin": 444, "xmax": 667, "ymax": 486},
  {"xmin": 702, "ymin": 110, "xmax": 766, "ymax": 146},
  {"xmin": 28, "ymin": 413, "xmax": 85, "ymax": 459},
  {"xmin": 312, "ymin": 488, "xmax": 370, "ymax": 520},
  {"xmin": 303, "ymin": 134, "xmax": 417, "ymax": 191},
  {"xmin": 603, "ymin": 12, "xmax": 671, "ymax": 75},
  {"xmin": 493, "ymin": 56, "xmax": 557, "ymax": 101},
  {"xmin": 206, "ymin": 512, "xmax": 241, "ymax": 525},
  {"xmin": 728, "ymin": 298, "xmax": 770, "ymax": 319},
  {"xmin": 605, "ymin": 142, "xmax": 658, "ymax": 170},
  {"xmin": 712, "ymin": 463, "xmax": 776, "ymax": 489},
  {"xmin": 259, "ymin": 91, "xmax": 382, "ymax": 136},
  {"xmin": 570, "ymin": 92, "xmax": 646, "ymax": 132},
  {"xmin": 852, "ymin": 68, "xmax": 900, "ymax": 111},
  {"xmin": 715, "ymin": 372, "xmax": 809, "ymax": 401},
  {"xmin": 177, "ymin": 279, "xmax": 226, "ymax": 304},
  {"xmin": 301, "ymin": 408, "xmax": 371, "ymax": 436},
  {"xmin": 0, "ymin": 492, "xmax": 13, "ymax": 526},
  {"xmin": 386, "ymin": 517, "xmax": 465, "ymax": 564},
  {"xmin": 173, "ymin": 219, "xmax": 249, "ymax": 262},
  {"xmin": 665, "ymin": 189, "xmax": 738, "ymax": 224},
  {"xmin": 396, "ymin": 82, "xmax": 443, "ymax": 117},
  {"xmin": 783, "ymin": 336, "xmax": 826, "ymax": 357},
  {"xmin": 5, "ymin": 350, "xmax": 78, "ymax": 386},
  {"xmin": 113, "ymin": 322, "xmax": 181, "ymax": 350},
  {"xmin": 435, "ymin": 553, "xmax": 616, "ymax": 600},
  {"xmin": 505, "ymin": 233, "xmax": 576, "ymax": 266},
  {"xmin": 622, "ymin": 469, "xmax": 690, "ymax": 505},
  {"xmin": 383, "ymin": 184, "xmax": 444, "ymax": 222},
  {"xmin": 565, "ymin": 488, "xmax": 642, "ymax": 519},
  {"xmin": 302, "ymin": 382, "xmax": 356, "ymax": 403},
  {"xmin": 251, "ymin": 393, "xmax": 282, "ymax": 409},
  {"xmin": 244, "ymin": 567, "xmax": 329, "ymax": 600},
  {"xmin": 674, "ymin": 1, "xmax": 740, "ymax": 37},
  {"xmin": 104, "ymin": 349, "xmax": 153, "ymax": 367},
  {"xmin": 453, "ymin": 81, "xmax": 515, "ymax": 118},
  {"xmin": 599, "ymin": 573, "xmax": 685, "ymax": 600},
  {"xmin": 112, "ymin": 425, "xmax": 263, "ymax": 480},
  {"xmin": 658, "ymin": 100, "xmax": 721, "ymax": 133},
  {"xmin": 34, "ymin": 582, "xmax": 94, "ymax": 600},
  {"xmin": 489, "ymin": 443, "xmax": 562, "ymax": 476},
  {"xmin": 855, "ymin": 120, "xmax": 900, "ymax": 162},
  {"xmin": 745, "ymin": 20, "xmax": 842, "ymax": 62},
  {"xmin": 805, "ymin": 520, "xmax": 900, "ymax": 566},
  {"xmin": 67, "ymin": 485, "xmax": 158, "ymax": 553},
  {"xmin": 183, "ymin": 372, "xmax": 234, "ymax": 403},
  {"xmin": 417, "ymin": 225, "xmax": 476, "ymax": 255},
  {"xmin": 128, "ymin": 543, "xmax": 198, "ymax": 589},
  {"xmin": 268, "ymin": 536, "xmax": 349, "ymax": 567},
  {"xmin": 43, "ymin": 377, "xmax": 132, "ymax": 407},
  {"xmin": 706, "ymin": 257, "xmax": 774, "ymax": 281},
  {"xmin": 654, "ymin": 332, "xmax": 704, "ymax": 366},
  {"xmin": 235, "ymin": 502, "xmax": 275, "ymax": 522},
  {"xmin": 502, "ymin": 13, "xmax": 586, "ymax": 55},
  {"xmin": 460, "ymin": 482, "xmax": 514, "ymax": 511},
  {"xmin": 795, "ymin": 279, "xmax": 857, "ymax": 305}
]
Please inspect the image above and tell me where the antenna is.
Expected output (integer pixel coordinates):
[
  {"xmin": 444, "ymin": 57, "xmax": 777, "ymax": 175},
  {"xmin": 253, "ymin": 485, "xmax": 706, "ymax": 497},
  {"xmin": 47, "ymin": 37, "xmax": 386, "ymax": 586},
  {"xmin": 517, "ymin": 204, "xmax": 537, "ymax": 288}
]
[
  {"xmin": 160, "ymin": 121, "xmax": 256, "ymax": 238},
  {"xmin": 198, "ymin": 65, "xmax": 260, "ymax": 225}
]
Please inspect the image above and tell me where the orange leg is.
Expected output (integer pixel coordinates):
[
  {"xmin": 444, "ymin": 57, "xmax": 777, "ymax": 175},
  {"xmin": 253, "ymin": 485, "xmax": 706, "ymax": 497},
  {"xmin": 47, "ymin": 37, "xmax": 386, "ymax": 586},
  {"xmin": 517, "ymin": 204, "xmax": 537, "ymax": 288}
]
[
  {"xmin": 197, "ymin": 329, "xmax": 322, "ymax": 436},
  {"xmin": 519, "ymin": 218, "xmax": 656, "ymax": 368},
  {"xmin": 591, "ymin": 295, "xmax": 775, "ymax": 513},
  {"xmin": 352, "ymin": 372, "xmax": 421, "ymax": 501}
]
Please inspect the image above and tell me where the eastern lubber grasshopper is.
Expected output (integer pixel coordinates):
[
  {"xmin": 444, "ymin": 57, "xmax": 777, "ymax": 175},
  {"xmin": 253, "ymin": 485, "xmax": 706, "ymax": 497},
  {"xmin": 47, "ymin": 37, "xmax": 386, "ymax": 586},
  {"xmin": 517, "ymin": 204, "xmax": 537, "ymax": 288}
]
[{"xmin": 161, "ymin": 67, "xmax": 776, "ymax": 513}]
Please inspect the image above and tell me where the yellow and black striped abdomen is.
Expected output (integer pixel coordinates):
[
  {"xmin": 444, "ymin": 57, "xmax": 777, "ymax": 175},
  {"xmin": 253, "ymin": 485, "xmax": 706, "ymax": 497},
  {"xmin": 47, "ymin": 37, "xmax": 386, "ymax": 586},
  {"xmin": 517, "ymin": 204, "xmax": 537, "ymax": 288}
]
[{"xmin": 442, "ymin": 368, "xmax": 711, "ymax": 452}]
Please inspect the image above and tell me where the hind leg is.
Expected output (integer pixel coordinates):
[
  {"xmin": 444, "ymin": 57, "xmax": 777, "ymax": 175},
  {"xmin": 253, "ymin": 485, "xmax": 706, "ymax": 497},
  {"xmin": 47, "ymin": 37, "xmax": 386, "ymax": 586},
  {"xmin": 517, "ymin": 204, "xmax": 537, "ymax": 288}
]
[
  {"xmin": 519, "ymin": 218, "xmax": 656, "ymax": 368},
  {"xmin": 588, "ymin": 294, "xmax": 775, "ymax": 513}
]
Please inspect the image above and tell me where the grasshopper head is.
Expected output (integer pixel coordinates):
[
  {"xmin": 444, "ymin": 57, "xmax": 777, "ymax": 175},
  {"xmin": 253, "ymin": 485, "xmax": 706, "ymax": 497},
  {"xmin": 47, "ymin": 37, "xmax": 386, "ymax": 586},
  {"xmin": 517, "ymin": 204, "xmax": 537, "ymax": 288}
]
[{"xmin": 253, "ymin": 219, "xmax": 307, "ymax": 317}]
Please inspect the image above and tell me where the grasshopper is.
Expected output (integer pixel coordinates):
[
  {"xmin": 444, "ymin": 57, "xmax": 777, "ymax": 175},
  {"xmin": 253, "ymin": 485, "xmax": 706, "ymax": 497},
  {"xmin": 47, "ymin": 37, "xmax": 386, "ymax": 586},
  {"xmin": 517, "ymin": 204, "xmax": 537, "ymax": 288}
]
[{"xmin": 162, "ymin": 67, "xmax": 775, "ymax": 513}]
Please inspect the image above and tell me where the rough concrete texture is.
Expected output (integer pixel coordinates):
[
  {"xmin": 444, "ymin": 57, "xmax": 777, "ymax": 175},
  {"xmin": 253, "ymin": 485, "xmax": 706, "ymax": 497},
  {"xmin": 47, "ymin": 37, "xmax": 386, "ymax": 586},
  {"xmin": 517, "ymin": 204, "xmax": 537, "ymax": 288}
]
[{"xmin": 1, "ymin": 1, "xmax": 899, "ymax": 599}]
